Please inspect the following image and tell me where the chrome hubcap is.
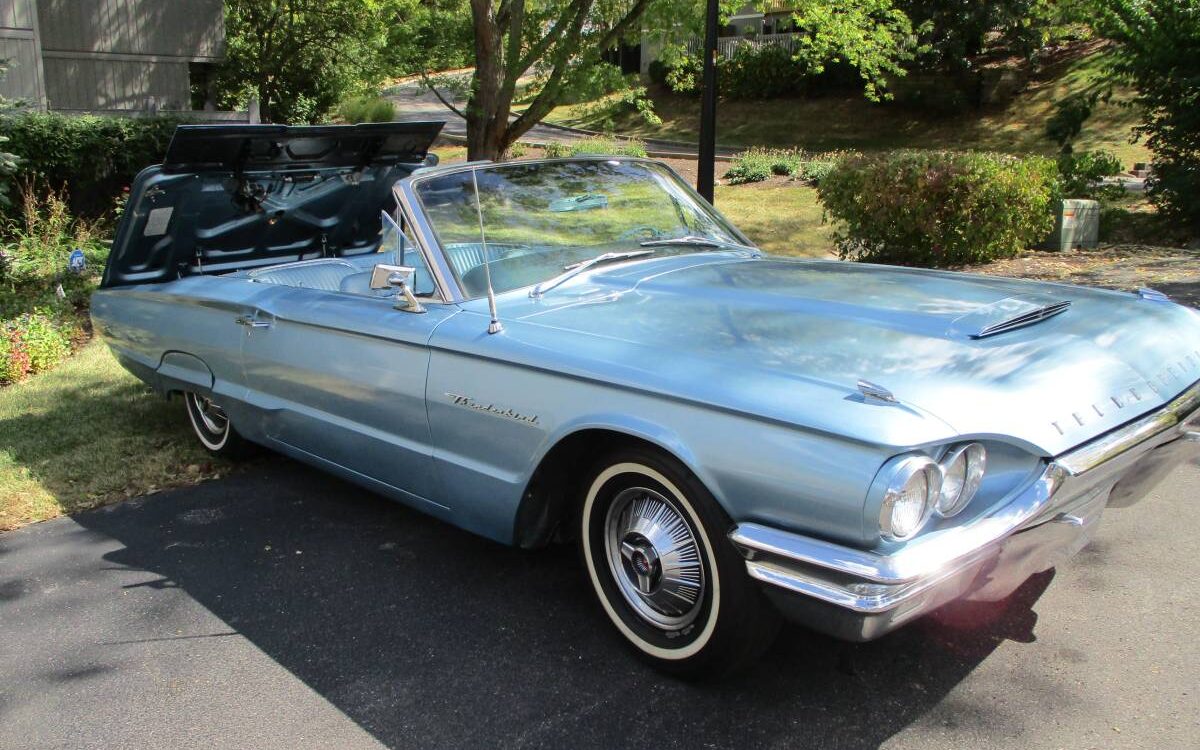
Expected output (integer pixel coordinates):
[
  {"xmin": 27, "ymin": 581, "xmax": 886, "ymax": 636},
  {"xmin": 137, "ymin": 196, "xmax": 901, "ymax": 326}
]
[
  {"xmin": 191, "ymin": 393, "xmax": 228, "ymax": 435},
  {"xmin": 604, "ymin": 487, "xmax": 704, "ymax": 630}
]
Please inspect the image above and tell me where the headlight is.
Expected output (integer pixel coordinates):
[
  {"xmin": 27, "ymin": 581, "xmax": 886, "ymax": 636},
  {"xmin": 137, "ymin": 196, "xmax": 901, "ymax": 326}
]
[
  {"xmin": 879, "ymin": 456, "xmax": 941, "ymax": 541},
  {"xmin": 936, "ymin": 443, "xmax": 987, "ymax": 517}
]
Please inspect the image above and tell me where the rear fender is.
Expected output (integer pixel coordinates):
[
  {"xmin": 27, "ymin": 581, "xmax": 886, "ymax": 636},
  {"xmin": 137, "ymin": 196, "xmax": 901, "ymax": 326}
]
[{"xmin": 156, "ymin": 351, "xmax": 215, "ymax": 395}]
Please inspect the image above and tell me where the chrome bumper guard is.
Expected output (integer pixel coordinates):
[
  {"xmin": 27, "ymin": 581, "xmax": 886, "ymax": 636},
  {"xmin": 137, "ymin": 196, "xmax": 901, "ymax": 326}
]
[{"xmin": 730, "ymin": 382, "xmax": 1200, "ymax": 642}]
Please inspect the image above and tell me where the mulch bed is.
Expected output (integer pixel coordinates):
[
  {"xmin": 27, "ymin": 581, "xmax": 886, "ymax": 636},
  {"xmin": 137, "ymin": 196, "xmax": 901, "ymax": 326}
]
[{"xmin": 967, "ymin": 245, "xmax": 1200, "ymax": 308}]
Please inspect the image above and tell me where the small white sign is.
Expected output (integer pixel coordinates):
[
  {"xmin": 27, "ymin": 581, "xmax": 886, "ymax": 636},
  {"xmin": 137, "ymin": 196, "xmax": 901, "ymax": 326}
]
[{"xmin": 144, "ymin": 207, "xmax": 174, "ymax": 236}]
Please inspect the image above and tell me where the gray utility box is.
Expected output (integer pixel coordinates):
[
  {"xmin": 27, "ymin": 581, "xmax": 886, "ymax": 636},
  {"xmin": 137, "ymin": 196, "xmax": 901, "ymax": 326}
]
[{"xmin": 1043, "ymin": 199, "xmax": 1100, "ymax": 251}]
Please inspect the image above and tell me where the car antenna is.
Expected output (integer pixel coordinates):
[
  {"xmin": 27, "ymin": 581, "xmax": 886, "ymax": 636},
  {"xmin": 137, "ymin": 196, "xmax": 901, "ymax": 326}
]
[{"xmin": 470, "ymin": 167, "xmax": 503, "ymax": 335}]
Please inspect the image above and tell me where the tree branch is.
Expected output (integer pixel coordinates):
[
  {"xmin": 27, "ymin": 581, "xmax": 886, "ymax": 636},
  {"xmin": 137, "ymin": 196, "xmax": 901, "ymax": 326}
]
[{"xmin": 420, "ymin": 70, "xmax": 468, "ymax": 120}]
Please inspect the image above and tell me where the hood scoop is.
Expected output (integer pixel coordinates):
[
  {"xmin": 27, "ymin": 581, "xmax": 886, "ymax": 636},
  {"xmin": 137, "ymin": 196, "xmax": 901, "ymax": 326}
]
[{"xmin": 950, "ymin": 294, "xmax": 1072, "ymax": 339}]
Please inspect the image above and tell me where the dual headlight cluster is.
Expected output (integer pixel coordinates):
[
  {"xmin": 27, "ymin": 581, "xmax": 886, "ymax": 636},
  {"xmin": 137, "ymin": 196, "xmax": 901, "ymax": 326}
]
[{"xmin": 878, "ymin": 443, "xmax": 987, "ymax": 541}]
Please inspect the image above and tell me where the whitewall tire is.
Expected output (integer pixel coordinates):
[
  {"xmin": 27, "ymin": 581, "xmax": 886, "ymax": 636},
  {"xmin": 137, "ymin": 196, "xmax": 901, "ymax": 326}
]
[
  {"xmin": 579, "ymin": 447, "xmax": 779, "ymax": 677},
  {"xmin": 183, "ymin": 391, "xmax": 254, "ymax": 458}
]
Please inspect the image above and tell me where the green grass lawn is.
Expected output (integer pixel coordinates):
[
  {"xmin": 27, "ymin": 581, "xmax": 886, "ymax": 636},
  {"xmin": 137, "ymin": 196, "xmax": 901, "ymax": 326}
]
[
  {"xmin": 0, "ymin": 340, "xmax": 231, "ymax": 529},
  {"xmin": 715, "ymin": 184, "xmax": 832, "ymax": 257},
  {"xmin": 546, "ymin": 47, "xmax": 1149, "ymax": 167}
]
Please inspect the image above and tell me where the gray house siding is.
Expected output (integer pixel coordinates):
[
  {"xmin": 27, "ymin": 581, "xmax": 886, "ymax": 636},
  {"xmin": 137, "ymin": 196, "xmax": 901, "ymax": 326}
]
[
  {"xmin": 0, "ymin": 0, "xmax": 228, "ymax": 113},
  {"xmin": 0, "ymin": 0, "xmax": 46, "ymax": 105}
]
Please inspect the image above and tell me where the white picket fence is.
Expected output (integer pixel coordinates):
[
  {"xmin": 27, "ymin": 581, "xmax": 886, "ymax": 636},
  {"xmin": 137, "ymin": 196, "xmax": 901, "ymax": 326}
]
[{"xmin": 684, "ymin": 32, "xmax": 804, "ymax": 60}]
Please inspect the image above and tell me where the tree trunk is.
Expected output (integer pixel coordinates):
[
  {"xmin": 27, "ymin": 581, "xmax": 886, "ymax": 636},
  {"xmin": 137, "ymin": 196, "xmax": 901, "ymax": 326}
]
[{"xmin": 465, "ymin": 1, "xmax": 512, "ymax": 161}]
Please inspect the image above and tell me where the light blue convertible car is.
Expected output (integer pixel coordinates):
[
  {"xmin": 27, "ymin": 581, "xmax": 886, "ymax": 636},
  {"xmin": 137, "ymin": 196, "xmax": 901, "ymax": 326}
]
[{"xmin": 94, "ymin": 124, "xmax": 1200, "ymax": 676}]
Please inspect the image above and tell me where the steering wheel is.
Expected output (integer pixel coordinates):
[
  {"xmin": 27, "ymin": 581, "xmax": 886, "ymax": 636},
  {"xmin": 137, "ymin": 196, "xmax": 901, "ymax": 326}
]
[{"xmin": 618, "ymin": 225, "xmax": 665, "ymax": 241}]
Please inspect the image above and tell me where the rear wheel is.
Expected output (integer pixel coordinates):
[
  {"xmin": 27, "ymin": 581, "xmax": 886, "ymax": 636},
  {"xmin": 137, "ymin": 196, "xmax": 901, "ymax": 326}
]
[
  {"xmin": 579, "ymin": 447, "xmax": 779, "ymax": 678},
  {"xmin": 183, "ymin": 391, "xmax": 254, "ymax": 458}
]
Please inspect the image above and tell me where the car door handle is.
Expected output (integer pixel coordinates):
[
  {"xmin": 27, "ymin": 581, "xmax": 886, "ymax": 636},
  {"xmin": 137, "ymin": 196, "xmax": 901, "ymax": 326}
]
[{"xmin": 235, "ymin": 315, "xmax": 271, "ymax": 328}]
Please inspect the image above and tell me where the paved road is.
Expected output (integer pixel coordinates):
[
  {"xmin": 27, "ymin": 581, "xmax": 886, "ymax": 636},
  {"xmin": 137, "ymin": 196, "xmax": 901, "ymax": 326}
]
[
  {"xmin": 386, "ymin": 77, "xmax": 740, "ymax": 160},
  {"xmin": 3, "ymin": 458, "xmax": 1198, "ymax": 750}
]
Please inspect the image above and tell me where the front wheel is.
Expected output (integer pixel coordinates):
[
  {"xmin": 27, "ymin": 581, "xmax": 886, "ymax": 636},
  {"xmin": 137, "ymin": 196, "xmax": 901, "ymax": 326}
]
[
  {"xmin": 579, "ymin": 448, "xmax": 779, "ymax": 678},
  {"xmin": 183, "ymin": 391, "xmax": 255, "ymax": 459}
]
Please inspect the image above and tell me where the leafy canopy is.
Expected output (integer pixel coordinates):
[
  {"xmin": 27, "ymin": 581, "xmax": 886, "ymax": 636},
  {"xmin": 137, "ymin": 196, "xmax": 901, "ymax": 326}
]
[
  {"xmin": 218, "ymin": 0, "xmax": 395, "ymax": 123},
  {"xmin": 1101, "ymin": 0, "xmax": 1200, "ymax": 232}
]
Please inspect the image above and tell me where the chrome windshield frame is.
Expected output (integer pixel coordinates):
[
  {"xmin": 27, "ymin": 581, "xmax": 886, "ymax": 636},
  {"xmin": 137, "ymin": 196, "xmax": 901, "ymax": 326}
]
[{"xmin": 392, "ymin": 156, "xmax": 757, "ymax": 303}]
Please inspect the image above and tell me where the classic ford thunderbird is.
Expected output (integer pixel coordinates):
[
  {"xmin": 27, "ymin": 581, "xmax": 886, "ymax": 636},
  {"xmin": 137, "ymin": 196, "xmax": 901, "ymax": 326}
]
[{"xmin": 94, "ymin": 123, "xmax": 1200, "ymax": 676}]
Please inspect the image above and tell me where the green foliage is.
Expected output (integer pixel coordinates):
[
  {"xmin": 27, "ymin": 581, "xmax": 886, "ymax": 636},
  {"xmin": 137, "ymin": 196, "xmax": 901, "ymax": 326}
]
[
  {"xmin": 337, "ymin": 95, "xmax": 396, "ymax": 123},
  {"xmin": 10, "ymin": 310, "xmax": 73, "ymax": 376},
  {"xmin": 218, "ymin": 0, "xmax": 395, "ymax": 124},
  {"xmin": 657, "ymin": 0, "xmax": 914, "ymax": 102},
  {"xmin": 1057, "ymin": 149, "xmax": 1124, "ymax": 200},
  {"xmin": 787, "ymin": 0, "xmax": 916, "ymax": 101},
  {"xmin": 0, "ymin": 309, "xmax": 77, "ymax": 384},
  {"xmin": 567, "ymin": 137, "xmax": 648, "ymax": 159},
  {"xmin": 798, "ymin": 152, "xmax": 849, "ymax": 185},
  {"xmin": 901, "ymin": 0, "xmax": 1090, "ymax": 72},
  {"xmin": 383, "ymin": 0, "xmax": 473, "ymax": 76},
  {"xmin": 1, "ymin": 181, "xmax": 107, "ymax": 304},
  {"xmin": 0, "ymin": 112, "xmax": 182, "ymax": 218},
  {"xmin": 0, "ymin": 181, "xmax": 105, "ymax": 384},
  {"xmin": 1101, "ymin": 1, "xmax": 1200, "ymax": 233},
  {"xmin": 558, "ymin": 63, "xmax": 662, "ymax": 131},
  {"xmin": 818, "ymin": 150, "xmax": 1059, "ymax": 267},
  {"xmin": 505, "ymin": 141, "xmax": 528, "ymax": 159},
  {"xmin": 724, "ymin": 148, "xmax": 805, "ymax": 184},
  {"xmin": 459, "ymin": 0, "xmax": 683, "ymax": 158},
  {"xmin": 0, "ymin": 61, "xmax": 22, "ymax": 209},
  {"xmin": 721, "ymin": 43, "xmax": 807, "ymax": 99},
  {"xmin": 542, "ymin": 142, "xmax": 570, "ymax": 159},
  {"xmin": 724, "ymin": 149, "xmax": 850, "ymax": 185}
]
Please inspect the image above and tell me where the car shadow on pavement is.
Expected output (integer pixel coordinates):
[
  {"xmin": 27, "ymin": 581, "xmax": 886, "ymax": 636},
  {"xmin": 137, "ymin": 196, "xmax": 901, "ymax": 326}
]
[{"xmin": 72, "ymin": 460, "xmax": 1054, "ymax": 750}]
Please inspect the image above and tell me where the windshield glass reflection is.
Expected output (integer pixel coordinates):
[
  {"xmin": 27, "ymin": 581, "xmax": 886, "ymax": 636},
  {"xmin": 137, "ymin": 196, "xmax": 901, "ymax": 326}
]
[{"xmin": 413, "ymin": 159, "xmax": 745, "ymax": 298}]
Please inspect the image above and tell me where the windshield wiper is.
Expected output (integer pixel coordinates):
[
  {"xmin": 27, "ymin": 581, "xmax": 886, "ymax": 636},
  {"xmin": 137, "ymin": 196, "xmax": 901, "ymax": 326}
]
[
  {"xmin": 639, "ymin": 235, "xmax": 759, "ymax": 253},
  {"xmin": 529, "ymin": 250, "xmax": 655, "ymax": 299}
]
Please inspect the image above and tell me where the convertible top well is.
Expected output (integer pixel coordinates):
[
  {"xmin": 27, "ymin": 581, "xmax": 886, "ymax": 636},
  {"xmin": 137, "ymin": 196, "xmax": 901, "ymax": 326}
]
[{"xmin": 101, "ymin": 122, "xmax": 444, "ymax": 288}]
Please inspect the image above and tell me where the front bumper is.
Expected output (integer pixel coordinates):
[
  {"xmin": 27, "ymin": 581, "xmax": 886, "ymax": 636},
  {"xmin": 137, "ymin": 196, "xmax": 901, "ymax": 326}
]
[{"xmin": 730, "ymin": 382, "xmax": 1200, "ymax": 642}]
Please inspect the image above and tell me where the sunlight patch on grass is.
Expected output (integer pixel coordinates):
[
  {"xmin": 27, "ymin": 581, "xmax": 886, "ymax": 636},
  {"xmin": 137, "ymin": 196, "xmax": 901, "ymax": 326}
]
[
  {"xmin": 0, "ymin": 340, "xmax": 230, "ymax": 530},
  {"xmin": 715, "ymin": 185, "xmax": 833, "ymax": 258}
]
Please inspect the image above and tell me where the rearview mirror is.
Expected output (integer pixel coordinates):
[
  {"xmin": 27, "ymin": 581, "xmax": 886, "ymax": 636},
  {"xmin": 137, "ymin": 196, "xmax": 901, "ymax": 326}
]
[
  {"xmin": 369, "ymin": 264, "xmax": 425, "ymax": 313},
  {"xmin": 369, "ymin": 263, "xmax": 414, "ymax": 290}
]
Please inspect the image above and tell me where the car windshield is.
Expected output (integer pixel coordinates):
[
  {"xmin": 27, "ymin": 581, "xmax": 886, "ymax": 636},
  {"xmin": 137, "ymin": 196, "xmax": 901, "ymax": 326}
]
[{"xmin": 412, "ymin": 159, "xmax": 749, "ymax": 298}]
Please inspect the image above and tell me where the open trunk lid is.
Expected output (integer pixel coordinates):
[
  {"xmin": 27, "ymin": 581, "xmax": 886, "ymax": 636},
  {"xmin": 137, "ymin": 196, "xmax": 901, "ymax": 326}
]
[{"xmin": 101, "ymin": 122, "xmax": 443, "ymax": 287}]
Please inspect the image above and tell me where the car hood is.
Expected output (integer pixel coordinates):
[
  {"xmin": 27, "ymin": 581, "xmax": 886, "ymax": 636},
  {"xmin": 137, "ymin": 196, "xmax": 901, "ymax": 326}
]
[{"xmin": 480, "ymin": 254, "xmax": 1200, "ymax": 455}]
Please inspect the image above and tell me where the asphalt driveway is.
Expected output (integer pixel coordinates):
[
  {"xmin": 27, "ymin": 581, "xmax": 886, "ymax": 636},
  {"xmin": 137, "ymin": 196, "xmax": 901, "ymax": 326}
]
[{"xmin": 2, "ymin": 458, "xmax": 1198, "ymax": 750}]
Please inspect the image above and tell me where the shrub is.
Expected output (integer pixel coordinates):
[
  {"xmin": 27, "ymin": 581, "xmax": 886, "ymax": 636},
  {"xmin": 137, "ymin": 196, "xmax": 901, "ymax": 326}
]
[
  {"xmin": 542, "ymin": 142, "xmax": 570, "ymax": 159},
  {"xmin": 0, "ymin": 112, "xmax": 186, "ymax": 218},
  {"xmin": 506, "ymin": 141, "xmax": 528, "ymax": 159},
  {"xmin": 818, "ymin": 150, "xmax": 1059, "ymax": 267},
  {"xmin": 568, "ymin": 137, "xmax": 648, "ymax": 159},
  {"xmin": 721, "ymin": 42, "xmax": 807, "ymax": 99},
  {"xmin": 2, "ymin": 181, "xmax": 107, "ymax": 306},
  {"xmin": 336, "ymin": 95, "xmax": 395, "ymax": 123},
  {"xmin": 1057, "ymin": 150, "xmax": 1124, "ymax": 200},
  {"xmin": 0, "ymin": 309, "xmax": 74, "ymax": 383},
  {"xmin": 724, "ymin": 148, "xmax": 805, "ymax": 184},
  {"xmin": 798, "ymin": 152, "xmax": 850, "ymax": 185}
]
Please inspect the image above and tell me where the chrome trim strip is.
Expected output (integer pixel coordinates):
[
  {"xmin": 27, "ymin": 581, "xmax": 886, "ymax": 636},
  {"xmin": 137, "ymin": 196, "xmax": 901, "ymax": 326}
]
[
  {"xmin": 1055, "ymin": 380, "xmax": 1200, "ymax": 475},
  {"xmin": 392, "ymin": 185, "xmax": 464, "ymax": 303}
]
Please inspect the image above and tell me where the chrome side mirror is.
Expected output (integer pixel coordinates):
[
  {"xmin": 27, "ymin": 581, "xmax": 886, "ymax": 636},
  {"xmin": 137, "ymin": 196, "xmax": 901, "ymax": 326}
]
[{"xmin": 369, "ymin": 264, "xmax": 425, "ymax": 313}]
